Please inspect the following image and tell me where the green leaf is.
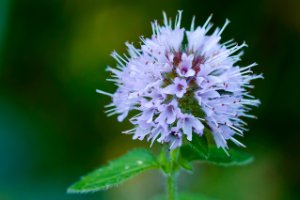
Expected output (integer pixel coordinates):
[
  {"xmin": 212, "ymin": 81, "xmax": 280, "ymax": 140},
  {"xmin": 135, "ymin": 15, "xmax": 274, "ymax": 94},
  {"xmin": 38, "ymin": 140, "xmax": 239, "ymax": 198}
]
[
  {"xmin": 178, "ymin": 156, "xmax": 193, "ymax": 171},
  {"xmin": 180, "ymin": 145, "xmax": 254, "ymax": 167},
  {"xmin": 157, "ymin": 147, "xmax": 168, "ymax": 173},
  {"xmin": 188, "ymin": 134, "xmax": 209, "ymax": 158},
  {"xmin": 206, "ymin": 147, "xmax": 254, "ymax": 166},
  {"xmin": 67, "ymin": 148, "xmax": 158, "ymax": 193},
  {"xmin": 152, "ymin": 192, "xmax": 217, "ymax": 200},
  {"xmin": 178, "ymin": 131, "xmax": 208, "ymax": 171}
]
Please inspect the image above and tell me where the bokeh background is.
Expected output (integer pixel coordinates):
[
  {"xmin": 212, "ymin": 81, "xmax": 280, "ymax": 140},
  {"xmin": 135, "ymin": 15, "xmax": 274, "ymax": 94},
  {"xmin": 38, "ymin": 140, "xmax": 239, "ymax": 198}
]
[{"xmin": 1, "ymin": 0, "xmax": 300, "ymax": 199}]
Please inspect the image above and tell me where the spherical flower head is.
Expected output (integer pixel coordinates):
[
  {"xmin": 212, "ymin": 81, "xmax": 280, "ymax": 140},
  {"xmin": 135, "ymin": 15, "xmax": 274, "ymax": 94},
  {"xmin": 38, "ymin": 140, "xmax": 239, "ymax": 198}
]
[{"xmin": 98, "ymin": 11, "xmax": 263, "ymax": 151}]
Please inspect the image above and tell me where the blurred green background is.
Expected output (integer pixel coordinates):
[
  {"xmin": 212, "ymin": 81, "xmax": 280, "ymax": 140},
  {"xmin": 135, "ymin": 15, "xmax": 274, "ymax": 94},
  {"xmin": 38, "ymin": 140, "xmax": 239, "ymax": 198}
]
[{"xmin": 0, "ymin": 0, "xmax": 299, "ymax": 199}]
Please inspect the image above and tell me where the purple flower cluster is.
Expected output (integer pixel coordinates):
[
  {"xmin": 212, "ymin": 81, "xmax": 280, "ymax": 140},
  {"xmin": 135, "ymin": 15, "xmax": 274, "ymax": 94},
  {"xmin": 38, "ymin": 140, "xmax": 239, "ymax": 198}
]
[{"xmin": 98, "ymin": 11, "xmax": 262, "ymax": 150}]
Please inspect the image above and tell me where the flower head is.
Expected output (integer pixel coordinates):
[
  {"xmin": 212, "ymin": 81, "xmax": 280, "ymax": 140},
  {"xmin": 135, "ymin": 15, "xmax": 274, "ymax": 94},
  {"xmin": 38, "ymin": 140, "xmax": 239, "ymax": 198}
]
[{"xmin": 98, "ymin": 11, "xmax": 263, "ymax": 150}]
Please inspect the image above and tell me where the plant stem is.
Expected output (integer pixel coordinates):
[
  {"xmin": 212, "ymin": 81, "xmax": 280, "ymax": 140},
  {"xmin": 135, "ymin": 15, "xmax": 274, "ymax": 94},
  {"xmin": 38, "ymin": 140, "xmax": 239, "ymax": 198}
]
[
  {"xmin": 167, "ymin": 149, "xmax": 178, "ymax": 200},
  {"xmin": 167, "ymin": 172, "xmax": 177, "ymax": 200}
]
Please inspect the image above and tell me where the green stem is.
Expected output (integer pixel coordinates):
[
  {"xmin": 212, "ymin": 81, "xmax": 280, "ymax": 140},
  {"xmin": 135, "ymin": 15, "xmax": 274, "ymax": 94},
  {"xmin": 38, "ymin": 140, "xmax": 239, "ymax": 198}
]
[
  {"xmin": 167, "ymin": 149, "xmax": 178, "ymax": 200},
  {"xmin": 167, "ymin": 172, "xmax": 177, "ymax": 200}
]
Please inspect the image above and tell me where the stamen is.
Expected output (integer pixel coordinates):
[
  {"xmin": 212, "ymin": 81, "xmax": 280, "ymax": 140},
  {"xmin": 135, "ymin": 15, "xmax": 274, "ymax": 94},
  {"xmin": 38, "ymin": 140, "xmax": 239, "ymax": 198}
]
[
  {"xmin": 203, "ymin": 14, "xmax": 213, "ymax": 29},
  {"xmin": 230, "ymin": 137, "xmax": 246, "ymax": 148},
  {"xmin": 175, "ymin": 10, "xmax": 183, "ymax": 28},
  {"xmin": 190, "ymin": 16, "xmax": 196, "ymax": 31},
  {"xmin": 218, "ymin": 19, "xmax": 230, "ymax": 36},
  {"xmin": 96, "ymin": 89, "xmax": 113, "ymax": 97}
]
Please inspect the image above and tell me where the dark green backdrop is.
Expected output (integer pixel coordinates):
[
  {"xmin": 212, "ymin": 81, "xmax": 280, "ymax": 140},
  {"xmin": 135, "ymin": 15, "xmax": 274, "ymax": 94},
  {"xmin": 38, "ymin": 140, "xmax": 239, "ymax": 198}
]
[{"xmin": 0, "ymin": 0, "xmax": 299, "ymax": 199}]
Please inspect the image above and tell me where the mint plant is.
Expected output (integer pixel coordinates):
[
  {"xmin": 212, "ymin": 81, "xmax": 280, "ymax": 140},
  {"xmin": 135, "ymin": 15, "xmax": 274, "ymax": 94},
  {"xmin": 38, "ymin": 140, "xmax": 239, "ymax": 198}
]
[{"xmin": 67, "ymin": 11, "xmax": 262, "ymax": 200}]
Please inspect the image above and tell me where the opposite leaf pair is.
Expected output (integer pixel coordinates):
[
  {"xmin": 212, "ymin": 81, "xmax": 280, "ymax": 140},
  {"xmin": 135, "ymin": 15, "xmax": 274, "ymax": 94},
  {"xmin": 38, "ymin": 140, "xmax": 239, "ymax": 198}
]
[{"xmin": 67, "ymin": 139, "xmax": 253, "ymax": 194}]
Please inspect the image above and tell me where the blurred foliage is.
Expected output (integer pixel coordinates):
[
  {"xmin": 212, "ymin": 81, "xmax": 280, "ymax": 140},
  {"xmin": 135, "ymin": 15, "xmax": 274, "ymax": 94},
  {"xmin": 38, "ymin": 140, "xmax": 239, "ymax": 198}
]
[{"xmin": 0, "ymin": 0, "xmax": 299, "ymax": 199}]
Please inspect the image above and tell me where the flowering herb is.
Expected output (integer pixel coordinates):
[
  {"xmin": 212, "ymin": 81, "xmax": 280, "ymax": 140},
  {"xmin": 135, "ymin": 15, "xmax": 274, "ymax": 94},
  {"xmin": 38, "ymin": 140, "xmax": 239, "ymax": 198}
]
[
  {"xmin": 68, "ymin": 11, "xmax": 262, "ymax": 200},
  {"xmin": 97, "ymin": 11, "xmax": 262, "ymax": 152}
]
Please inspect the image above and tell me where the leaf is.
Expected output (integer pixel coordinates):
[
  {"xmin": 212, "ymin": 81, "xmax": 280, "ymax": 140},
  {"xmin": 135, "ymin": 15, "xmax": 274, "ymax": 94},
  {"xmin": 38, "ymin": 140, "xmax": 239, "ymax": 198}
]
[
  {"xmin": 178, "ymin": 156, "xmax": 193, "ymax": 171},
  {"xmin": 180, "ymin": 145, "xmax": 254, "ymax": 167},
  {"xmin": 206, "ymin": 147, "xmax": 254, "ymax": 166},
  {"xmin": 152, "ymin": 192, "xmax": 217, "ymax": 200},
  {"xmin": 178, "ymin": 132, "xmax": 208, "ymax": 170},
  {"xmin": 157, "ymin": 147, "xmax": 168, "ymax": 173},
  {"xmin": 67, "ymin": 148, "xmax": 158, "ymax": 193},
  {"xmin": 188, "ymin": 134, "xmax": 209, "ymax": 158}
]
